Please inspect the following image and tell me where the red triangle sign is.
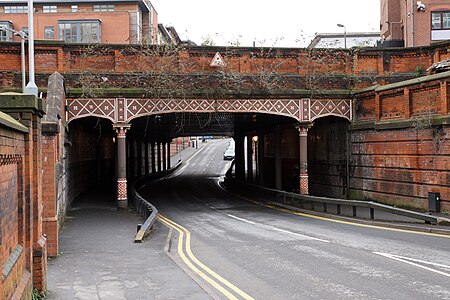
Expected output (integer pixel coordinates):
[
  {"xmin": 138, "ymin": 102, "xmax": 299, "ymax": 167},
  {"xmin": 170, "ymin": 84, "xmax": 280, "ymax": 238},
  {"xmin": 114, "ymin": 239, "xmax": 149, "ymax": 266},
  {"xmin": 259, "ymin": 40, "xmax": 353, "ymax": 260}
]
[{"xmin": 210, "ymin": 52, "xmax": 225, "ymax": 67}]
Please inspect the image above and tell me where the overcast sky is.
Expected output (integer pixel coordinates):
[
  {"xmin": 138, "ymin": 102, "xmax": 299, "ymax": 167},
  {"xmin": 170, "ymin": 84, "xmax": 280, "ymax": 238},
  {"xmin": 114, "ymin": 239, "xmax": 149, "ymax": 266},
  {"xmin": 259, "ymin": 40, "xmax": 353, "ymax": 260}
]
[{"xmin": 151, "ymin": 0, "xmax": 380, "ymax": 47}]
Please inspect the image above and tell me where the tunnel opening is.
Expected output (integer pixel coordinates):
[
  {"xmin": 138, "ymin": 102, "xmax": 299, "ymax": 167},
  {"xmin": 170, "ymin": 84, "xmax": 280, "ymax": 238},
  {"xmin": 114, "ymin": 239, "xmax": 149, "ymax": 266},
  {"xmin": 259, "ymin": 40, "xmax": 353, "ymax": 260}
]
[
  {"xmin": 66, "ymin": 117, "xmax": 116, "ymax": 206},
  {"xmin": 128, "ymin": 111, "xmax": 300, "ymax": 194},
  {"xmin": 308, "ymin": 116, "xmax": 350, "ymax": 198}
]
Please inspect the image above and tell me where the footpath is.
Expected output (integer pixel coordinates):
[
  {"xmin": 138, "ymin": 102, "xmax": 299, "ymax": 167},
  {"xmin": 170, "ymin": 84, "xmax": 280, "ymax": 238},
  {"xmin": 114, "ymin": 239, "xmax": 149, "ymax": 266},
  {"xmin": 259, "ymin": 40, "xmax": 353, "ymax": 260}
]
[{"xmin": 46, "ymin": 142, "xmax": 210, "ymax": 300}]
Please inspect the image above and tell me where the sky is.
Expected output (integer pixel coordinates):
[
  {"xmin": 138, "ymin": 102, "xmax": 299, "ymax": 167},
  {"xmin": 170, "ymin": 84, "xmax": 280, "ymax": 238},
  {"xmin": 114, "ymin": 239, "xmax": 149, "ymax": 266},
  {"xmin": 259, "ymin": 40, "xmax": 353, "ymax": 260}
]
[{"xmin": 151, "ymin": 0, "xmax": 381, "ymax": 48}]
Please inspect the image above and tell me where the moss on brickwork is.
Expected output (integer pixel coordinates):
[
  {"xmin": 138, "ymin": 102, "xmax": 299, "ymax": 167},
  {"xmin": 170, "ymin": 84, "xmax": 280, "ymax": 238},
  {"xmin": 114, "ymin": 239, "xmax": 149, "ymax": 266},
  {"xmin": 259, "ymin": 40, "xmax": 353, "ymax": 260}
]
[{"xmin": 0, "ymin": 111, "xmax": 28, "ymax": 133}]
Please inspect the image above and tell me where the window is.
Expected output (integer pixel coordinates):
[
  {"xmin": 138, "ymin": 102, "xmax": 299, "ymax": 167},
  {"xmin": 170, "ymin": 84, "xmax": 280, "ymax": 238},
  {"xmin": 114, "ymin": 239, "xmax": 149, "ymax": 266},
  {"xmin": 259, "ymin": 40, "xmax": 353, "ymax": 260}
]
[
  {"xmin": 71, "ymin": 5, "xmax": 78, "ymax": 12},
  {"xmin": 4, "ymin": 6, "xmax": 28, "ymax": 13},
  {"xmin": 93, "ymin": 4, "xmax": 114, "ymax": 12},
  {"xmin": 44, "ymin": 26, "xmax": 55, "ymax": 39},
  {"xmin": 58, "ymin": 20, "xmax": 101, "ymax": 43},
  {"xmin": 43, "ymin": 5, "xmax": 57, "ymax": 13},
  {"xmin": 432, "ymin": 11, "xmax": 450, "ymax": 30},
  {"xmin": 0, "ymin": 22, "xmax": 13, "ymax": 41}
]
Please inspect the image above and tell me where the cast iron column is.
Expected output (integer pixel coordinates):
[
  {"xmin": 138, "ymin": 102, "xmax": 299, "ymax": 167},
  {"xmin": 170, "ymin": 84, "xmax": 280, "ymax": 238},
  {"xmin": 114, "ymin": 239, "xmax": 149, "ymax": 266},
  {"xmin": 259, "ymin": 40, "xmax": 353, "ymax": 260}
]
[
  {"xmin": 114, "ymin": 124, "xmax": 131, "ymax": 209},
  {"xmin": 162, "ymin": 141, "xmax": 167, "ymax": 171},
  {"xmin": 275, "ymin": 126, "xmax": 282, "ymax": 190},
  {"xmin": 157, "ymin": 141, "xmax": 162, "ymax": 172},
  {"xmin": 151, "ymin": 141, "xmax": 156, "ymax": 173},
  {"xmin": 296, "ymin": 124, "xmax": 311, "ymax": 195},
  {"xmin": 247, "ymin": 135, "xmax": 253, "ymax": 182},
  {"xmin": 144, "ymin": 141, "xmax": 149, "ymax": 175},
  {"xmin": 234, "ymin": 134, "xmax": 245, "ymax": 181},
  {"xmin": 257, "ymin": 133, "xmax": 265, "ymax": 186},
  {"xmin": 167, "ymin": 139, "xmax": 171, "ymax": 169}
]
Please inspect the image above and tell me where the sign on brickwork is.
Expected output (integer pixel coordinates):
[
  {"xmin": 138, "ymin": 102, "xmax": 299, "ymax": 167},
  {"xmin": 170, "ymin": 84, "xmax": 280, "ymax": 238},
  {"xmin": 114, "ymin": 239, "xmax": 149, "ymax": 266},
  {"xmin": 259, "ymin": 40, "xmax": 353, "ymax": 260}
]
[{"xmin": 210, "ymin": 52, "xmax": 225, "ymax": 67}]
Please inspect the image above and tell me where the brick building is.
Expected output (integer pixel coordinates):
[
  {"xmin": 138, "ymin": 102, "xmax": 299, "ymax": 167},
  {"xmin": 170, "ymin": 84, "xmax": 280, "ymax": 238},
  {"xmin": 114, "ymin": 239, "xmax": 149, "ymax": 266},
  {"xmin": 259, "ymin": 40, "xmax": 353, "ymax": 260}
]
[
  {"xmin": 0, "ymin": 0, "xmax": 158, "ymax": 44},
  {"xmin": 380, "ymin": 0, "xmax": 450, "ymax": 47}
]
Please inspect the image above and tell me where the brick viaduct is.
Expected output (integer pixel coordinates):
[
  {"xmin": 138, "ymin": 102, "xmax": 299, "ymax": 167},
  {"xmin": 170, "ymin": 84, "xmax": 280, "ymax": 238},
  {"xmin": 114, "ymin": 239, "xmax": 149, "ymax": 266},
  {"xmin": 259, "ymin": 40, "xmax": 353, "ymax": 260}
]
[{"xmin": 1, "ymin": 40, "xmax": 450, "ymax": 298}]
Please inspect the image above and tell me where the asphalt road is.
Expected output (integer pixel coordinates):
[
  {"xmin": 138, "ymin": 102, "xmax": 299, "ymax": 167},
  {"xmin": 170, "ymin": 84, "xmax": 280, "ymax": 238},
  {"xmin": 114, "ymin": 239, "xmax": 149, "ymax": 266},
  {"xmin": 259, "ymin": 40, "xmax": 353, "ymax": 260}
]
[{"xmin": 141, "ymin": 138, "xmax": 450, "ymax": 300}]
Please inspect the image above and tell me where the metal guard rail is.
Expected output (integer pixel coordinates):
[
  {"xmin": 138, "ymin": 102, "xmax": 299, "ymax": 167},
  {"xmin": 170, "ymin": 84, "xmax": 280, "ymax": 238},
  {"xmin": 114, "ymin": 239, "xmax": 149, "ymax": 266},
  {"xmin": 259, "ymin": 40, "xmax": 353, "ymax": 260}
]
[
  {"xmin": 129, "ymin": 160, "xmax": 182, "ymax": 242},
  {"xmin": 224, "ymin": 173, "xmax": 447, "ymax": 225}
]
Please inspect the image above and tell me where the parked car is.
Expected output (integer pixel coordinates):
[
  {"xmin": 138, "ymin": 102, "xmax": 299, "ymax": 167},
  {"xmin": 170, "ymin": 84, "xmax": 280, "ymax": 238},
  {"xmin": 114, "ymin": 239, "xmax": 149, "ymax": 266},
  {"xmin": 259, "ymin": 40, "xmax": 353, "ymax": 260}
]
[{"xmin": 223, "ymin": 148, "xmax": 235, "ymax": 160}]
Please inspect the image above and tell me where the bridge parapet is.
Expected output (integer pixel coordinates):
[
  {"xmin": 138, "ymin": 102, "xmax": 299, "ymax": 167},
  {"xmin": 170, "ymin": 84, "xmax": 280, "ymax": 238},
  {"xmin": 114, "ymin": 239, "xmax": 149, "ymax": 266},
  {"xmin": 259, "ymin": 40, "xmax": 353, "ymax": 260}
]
[{"xmin": 66, "ymin": 97, "xmax": 353, "ymax": 124}]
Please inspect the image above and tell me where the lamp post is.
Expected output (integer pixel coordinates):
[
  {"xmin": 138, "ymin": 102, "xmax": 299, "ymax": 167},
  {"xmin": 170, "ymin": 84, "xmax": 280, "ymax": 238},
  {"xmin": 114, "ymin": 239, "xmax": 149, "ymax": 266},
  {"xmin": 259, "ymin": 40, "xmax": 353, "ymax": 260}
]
[
  {"xmin": 337, "ymin": 23, "xmax": 347, "ymax": 49},
  {"xmin": 24, "ymin": 0, "xmax": 38, "ymax": 96},
  {"xmin": 0, "ymin": 27, "xmax": 27, "ymax": 93}
]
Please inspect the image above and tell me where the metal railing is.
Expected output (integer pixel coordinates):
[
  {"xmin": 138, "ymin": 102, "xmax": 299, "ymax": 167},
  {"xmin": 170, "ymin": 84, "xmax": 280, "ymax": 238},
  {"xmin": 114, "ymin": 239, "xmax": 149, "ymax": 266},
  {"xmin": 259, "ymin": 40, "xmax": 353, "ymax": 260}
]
[
  {"xmin": 224, "ymin": 170, "xmax": 448, "ymax": 226},
  {"xmin": 129, "ymin": 161, "xmax": 182, "ymax": 242}
]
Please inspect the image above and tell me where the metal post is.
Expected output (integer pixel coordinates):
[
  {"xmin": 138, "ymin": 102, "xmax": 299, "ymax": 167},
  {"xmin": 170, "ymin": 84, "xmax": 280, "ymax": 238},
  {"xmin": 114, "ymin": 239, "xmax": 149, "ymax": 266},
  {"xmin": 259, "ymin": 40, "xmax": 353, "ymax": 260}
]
[
  {"xmin": 167, "ymin": 140, "xmax": 171, "ymax": 169},
  {"xmin": 0, "ymin": 28, "xmax": 27, "ymax": 93},
  {"xmin": 296, "ymin": 124, "xmax": 311, "ymax": 195},
  {"xmin": 113, "ymin": 124, "xmax": 131, "ymax": 209},
  {"xmin": 24, "ymin": 0, "xmax": 38, "ymax": 96},
  {"xmin": 258, "ymin": 133, "xmax": 264, "ymax": 186},
  {"xmin": 246, "ymin": 135, "xmax": 253, "ymax": 182},
  {"xmin": 275, "ymin": 126, "xmax": 282, "ymax": 190},
  {"xmin": 21, "ymin": 37, "xmax": 25, "ymax": 92}
]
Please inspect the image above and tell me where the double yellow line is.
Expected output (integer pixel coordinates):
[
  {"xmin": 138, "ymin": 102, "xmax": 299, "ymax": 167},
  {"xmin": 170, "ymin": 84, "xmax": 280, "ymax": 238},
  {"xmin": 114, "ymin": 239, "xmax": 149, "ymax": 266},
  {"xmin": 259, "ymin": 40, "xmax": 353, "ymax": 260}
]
[{"xmin": 158, "ymin": 214, "xmax": 254, "ymax": 300}]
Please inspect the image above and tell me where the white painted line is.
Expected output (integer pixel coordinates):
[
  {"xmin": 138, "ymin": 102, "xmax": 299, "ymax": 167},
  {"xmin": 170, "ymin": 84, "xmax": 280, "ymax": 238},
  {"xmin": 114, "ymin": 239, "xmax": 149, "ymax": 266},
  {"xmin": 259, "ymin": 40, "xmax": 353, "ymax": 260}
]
[
  {"xmin": 227, "ymin": 214, "xmax": 256, "ymax": 225},
  {"xmin": 271, "ymin": 227, "xmax": 330, "ymax": 243},
  {"xmin": 373, "ymin": 252, "xmax": 450, "ymax": 277},
  {"xmin": 224, "ymin": 212, "xmax": 329, "ymax": 243}
]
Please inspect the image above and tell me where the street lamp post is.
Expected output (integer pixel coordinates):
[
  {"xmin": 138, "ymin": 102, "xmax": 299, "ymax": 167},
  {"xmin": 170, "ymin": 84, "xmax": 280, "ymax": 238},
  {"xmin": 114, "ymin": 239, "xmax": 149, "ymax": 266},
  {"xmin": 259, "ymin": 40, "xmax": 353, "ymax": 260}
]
[
  {"xmin": 0, "ymin": 27, "xmax": 27, "ymax": 93},
  {"xmin": 24, "ymin": 0, "xmax": 38, "ymax": 96},
  {"xmin": 337, "ymin": 23, "xmax": 347, "ymax": 49}
]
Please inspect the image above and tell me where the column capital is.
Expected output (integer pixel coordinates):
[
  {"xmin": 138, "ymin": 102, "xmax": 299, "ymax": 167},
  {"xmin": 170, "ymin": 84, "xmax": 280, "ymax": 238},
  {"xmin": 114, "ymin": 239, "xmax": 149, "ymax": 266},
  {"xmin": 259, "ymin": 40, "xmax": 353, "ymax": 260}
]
[
  {"xmin": 113, "ymin": 123, "xmax": 131, "ymax": 138},
  {"xmin": 295, "ymin": 123, "xmax": 313, "ymax": 136}
]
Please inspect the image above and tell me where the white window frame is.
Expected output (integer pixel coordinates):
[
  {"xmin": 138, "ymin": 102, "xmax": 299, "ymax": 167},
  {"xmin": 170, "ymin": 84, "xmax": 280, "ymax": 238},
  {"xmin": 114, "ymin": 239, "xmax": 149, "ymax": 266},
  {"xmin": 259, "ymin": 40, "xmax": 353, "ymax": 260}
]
[
  {"xmin": 93, "ymin": 4, "xmax": 114, "ymax": 12},
  {"xmin": 44, "ymin": 26, "xmax": 55, "ymax": 39},
  {"xmin": 4, "ymin": 6, "xmax": 28, "ymax": 13},
  {"xmin": 58, "ymin": 20, "xmax": 101, "ymax": 43},
  {"xmin": 43, "ymin": 5, "xmax": 57, "ymax": 13}
]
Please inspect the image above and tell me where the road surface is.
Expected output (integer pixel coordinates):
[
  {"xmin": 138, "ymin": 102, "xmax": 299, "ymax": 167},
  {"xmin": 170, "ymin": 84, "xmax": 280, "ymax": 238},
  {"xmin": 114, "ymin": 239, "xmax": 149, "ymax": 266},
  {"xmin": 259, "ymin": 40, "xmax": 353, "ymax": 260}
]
[{"xmin": 141, "ymin": 138, "xmax": 450, "ymax": 300}]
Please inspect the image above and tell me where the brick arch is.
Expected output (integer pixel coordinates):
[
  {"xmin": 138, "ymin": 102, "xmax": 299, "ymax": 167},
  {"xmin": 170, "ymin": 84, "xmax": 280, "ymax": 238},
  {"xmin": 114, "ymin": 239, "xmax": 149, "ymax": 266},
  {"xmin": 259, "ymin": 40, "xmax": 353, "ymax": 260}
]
[{"xmin": 66, "ymin": 97, "xmax": 353, "ymax": 124}]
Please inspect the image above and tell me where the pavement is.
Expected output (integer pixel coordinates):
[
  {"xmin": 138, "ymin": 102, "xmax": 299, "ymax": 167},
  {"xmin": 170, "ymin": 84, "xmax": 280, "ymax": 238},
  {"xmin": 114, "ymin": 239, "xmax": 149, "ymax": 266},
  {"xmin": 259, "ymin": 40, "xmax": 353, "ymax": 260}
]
[
  {"xmin": 47, "ymin": 142, "xmax": 211, "ymax": 300},
  {"xmin": 47, "ymin": 139, "xmax": 450, "ymax": 299}
]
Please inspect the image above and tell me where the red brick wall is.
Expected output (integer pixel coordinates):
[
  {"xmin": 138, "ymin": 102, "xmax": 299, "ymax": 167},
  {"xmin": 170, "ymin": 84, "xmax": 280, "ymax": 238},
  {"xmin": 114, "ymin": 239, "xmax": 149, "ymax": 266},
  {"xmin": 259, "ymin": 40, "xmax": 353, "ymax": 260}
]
[
  {"xmin": 0, "ymin": 123, "xmax": 30, "ymax": 300},
  {"xmin": 41, "ymin": 134, "xmax": 59, "ymax": 257},
  {"xmin": 352, "ymin": 79, "xmax": 450, "ymax": 211},
  {"xmin": 350, "ymin": 127, "xmax": 450, "ymax": 211}
]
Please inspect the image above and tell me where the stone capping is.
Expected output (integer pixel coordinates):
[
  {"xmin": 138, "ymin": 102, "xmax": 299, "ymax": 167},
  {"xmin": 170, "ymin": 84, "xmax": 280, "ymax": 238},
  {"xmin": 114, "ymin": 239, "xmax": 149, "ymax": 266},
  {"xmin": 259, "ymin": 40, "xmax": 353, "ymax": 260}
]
[
  {"xmin": 0, "ymin": 111, "xmax": 28, "ymax": 133},
  {"xmin": 351, "ymin": 116, "xmax": 450, "ymax": 131},
  {"xmin": 0, "ymin": 94, "xmax": 44, "ymax": 115},
  {"xmin": 1, "ymin": 244, "xmax": 23, "ymax": 282},
  {"xmin": 41, "ymin": 122, "xmax": 60, "ymax": 135},
  {"xmin": 354, "ymin": 70, "xmax": 450, "ymax": 95}
]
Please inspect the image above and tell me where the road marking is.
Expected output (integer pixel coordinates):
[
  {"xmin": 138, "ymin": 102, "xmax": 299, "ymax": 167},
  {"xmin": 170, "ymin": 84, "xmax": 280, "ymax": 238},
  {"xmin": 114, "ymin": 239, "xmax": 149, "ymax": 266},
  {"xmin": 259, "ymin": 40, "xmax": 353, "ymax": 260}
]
[
  {"xmin": 158, "ymin": 214, "xmax": 255, "ymax": 300},
  {"xmin": 222, "ymin": 211, "xmax": 328, "ymax": 243},
  {"xmin": 227, "ymin": 214, "xmax": 256, "ymax": 225},
  {"xmin": 271, "ymin": 227, "xmax": 330, "ymax": 243},
  {"xmin": 170, "ymin": 145, "xmax": 207, "ymax": 177},
  {"xmin": 221, "ymin": 188, "xmax": 450, "ymax": 239},
  {"xmin": 373, "ymin": 252, "xmax": 450, "ymax": 277}
]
